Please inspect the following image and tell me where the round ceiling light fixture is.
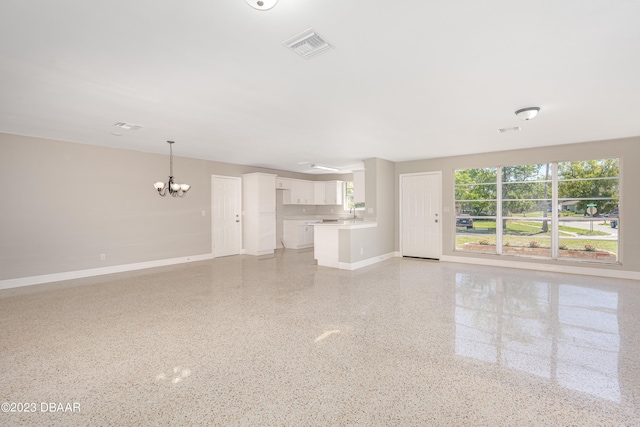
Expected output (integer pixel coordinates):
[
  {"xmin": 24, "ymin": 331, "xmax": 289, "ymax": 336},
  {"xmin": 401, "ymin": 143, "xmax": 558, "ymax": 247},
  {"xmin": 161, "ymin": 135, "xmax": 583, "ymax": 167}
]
[
  {"xmin": 515, "ymin": 107, "xmax": 541, "ymax": 121},
  {"xmin": 245, "ymin": 0, "xmax": 278, "ymax": 10}
]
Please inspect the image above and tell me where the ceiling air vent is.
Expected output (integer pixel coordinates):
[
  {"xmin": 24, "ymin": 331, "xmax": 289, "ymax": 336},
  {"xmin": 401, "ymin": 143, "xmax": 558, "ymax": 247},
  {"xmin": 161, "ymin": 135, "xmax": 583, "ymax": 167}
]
[
  {"xmin": 283, "ymin": 28, "xmax": 334, "ymax": 59},
  {"xmin": 497, "ymin": 126, "xmax": 521, "ymax": 134},
  {"xmin": 113, "ymin": 122, "xmax": 143, "ymax": 131}
]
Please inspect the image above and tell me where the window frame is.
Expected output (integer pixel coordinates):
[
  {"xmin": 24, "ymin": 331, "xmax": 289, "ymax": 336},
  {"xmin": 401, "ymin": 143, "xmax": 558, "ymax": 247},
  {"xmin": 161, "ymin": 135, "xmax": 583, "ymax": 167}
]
[
  {"xmin": 454, "ymin": 159, "xmax": 620, "ymax": 264},
  {"xmin": 344, "ymin": 181, "xmax": 365, "ymax": 211}
]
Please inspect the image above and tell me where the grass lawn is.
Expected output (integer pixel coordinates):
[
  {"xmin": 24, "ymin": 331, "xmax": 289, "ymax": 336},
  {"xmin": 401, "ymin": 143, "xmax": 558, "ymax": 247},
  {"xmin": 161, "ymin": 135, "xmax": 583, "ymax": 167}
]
[{"xmin": 469, "ymin": 220, "xmax": 609, "ymax": 236}]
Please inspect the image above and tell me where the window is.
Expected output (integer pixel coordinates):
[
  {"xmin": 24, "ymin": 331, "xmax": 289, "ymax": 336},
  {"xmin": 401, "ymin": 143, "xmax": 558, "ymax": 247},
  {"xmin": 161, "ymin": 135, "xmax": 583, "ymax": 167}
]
[
  {"xmin": 344, "ymin": 181, "xmax": 365, "ymax": 210},
  {"xmin": 454, "ymin": 168, "xmax": 498, "ymax": 254},
  {"xmin": 455, "ymin": 159, "xmax": 620, "ymax": 263}
]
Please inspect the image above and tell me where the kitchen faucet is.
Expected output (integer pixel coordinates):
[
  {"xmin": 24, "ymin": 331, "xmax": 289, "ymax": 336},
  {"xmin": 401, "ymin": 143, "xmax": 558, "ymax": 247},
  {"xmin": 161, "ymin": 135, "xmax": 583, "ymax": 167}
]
[{"xmin": 349, "ymin": 207, "xmax": 357, "ymax": 219}]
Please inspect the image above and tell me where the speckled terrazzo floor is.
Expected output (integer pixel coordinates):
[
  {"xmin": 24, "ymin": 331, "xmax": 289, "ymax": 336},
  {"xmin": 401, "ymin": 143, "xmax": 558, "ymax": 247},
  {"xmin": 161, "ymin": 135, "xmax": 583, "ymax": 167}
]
[{"xmin": 1, "ymin": 250, "xmax": 639, "ymax": 426}]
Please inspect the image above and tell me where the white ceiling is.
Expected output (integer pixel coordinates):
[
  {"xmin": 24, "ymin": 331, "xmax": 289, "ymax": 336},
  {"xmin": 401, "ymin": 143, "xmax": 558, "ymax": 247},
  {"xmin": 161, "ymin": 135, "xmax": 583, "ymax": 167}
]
[{"xmin": 1, "ymin": 0, "xmax": 639, "ymax": 174}]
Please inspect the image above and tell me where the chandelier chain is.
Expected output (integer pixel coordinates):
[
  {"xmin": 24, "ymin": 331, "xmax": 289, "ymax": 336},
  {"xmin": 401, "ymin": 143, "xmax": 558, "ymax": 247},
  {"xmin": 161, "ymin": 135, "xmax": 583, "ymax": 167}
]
[{"xmin": 169, "ymin": 141, "xmax": 173, "ymax": 178}]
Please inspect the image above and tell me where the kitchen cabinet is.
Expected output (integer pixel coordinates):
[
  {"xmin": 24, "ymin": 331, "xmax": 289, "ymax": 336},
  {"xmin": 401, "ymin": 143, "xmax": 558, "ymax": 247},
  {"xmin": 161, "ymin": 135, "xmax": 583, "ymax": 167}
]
[
  {"xmin": 313, "ymin": 182, "xmax": 326, "ymax": 205},
  {"xmin": 283, "ymin": 219, "xmax": 318, "ymax": 249},
  {"xmin": 279, "ymin": 177, "xmax": 342, "ymax": 206},
  {"xmin": 324, "ymin": 180, "xmax": 343, "ymax": 205},
  {"xmin": 242, "ymin": 173, "xmax": 276, "ymax": 256},
  {"xmin": 276, "ymin": 177, "xmax": 293, "ymax": 190},
  {"xmin": 289, "ymin": 179, "xmax": 314, "ymax": 205},
  {"xmin": 312, "ymin": 180, "xmax": 343, "ymax": 205}
]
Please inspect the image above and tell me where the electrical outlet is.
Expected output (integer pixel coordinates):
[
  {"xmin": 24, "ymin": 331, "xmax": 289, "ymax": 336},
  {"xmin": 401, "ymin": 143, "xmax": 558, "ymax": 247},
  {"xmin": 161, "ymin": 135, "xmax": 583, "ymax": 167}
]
[
  {"xmin": 202, "ymin": 210, "xmax": 206, "ymax": 216},
  {"xmin": 360, "ymin": 247, "xmax": 364, "ymax": 255},
  {"xmin": 302, "ymin": 208, "xmax": 306, "ymax": 213},
  {"xmin": 100, "ymin": 254, "xmax": 106, "ymax": 261}
]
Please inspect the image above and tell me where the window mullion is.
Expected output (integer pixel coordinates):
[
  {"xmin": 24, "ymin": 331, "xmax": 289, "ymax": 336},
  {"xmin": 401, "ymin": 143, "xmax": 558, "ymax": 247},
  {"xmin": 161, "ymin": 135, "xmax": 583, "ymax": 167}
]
[
  {"xmin": 551, "ymin": 163, "xmax": 559, "ymax": 258},
  {"xmin": 496, "ymin": 166, "xmax": 503, "ymax": 253}
]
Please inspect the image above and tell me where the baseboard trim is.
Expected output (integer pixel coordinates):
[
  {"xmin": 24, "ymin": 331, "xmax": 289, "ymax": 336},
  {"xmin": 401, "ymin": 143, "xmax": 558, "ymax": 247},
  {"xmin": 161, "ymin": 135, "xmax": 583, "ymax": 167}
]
[
  {"xmin": 440, "ymin": 255, "xmax": 640, "ymax": 281},
  {"xmin": 338, "ymin": 252, "xmax": 396, "ymax": 271},
  {"xmin": 0, "ymin": 253, "xmax": 214, "ymax": 290}
]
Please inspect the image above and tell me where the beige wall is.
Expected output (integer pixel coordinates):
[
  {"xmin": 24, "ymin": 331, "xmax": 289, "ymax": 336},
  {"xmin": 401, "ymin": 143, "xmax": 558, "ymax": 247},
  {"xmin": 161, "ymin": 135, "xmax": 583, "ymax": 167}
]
[
  {"xmin": 394, "ymin": 136, "xmax": 640, "ymax": 274},
  {"xmin": 362, "ymin": 157, "xmax": 395, "ymax": 258},
  {"xmin": 3, "ymin": 132, "xmax": 638, "ymax": 281},
  {"xmin": 0, "ymin": 133, "xmax": 349, "ymax": 280}
]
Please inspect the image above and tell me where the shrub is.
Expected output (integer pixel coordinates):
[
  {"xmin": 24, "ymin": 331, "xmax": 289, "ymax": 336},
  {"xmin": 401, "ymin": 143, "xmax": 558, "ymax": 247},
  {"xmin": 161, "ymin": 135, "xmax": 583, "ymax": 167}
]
[
  {"xmin": 529, "ymin": 241, "xmax": 540, "ymax": 248},
  {"xmin": 584, "ymin": 244, "xmax": 596, "ymax": 252},
  {"xmin": 559, "ymin": 243, "xmax": 568, "ymax": 250},
  {"xmin": 478, "ymin": 239, "xmax": 490, "ymax": 245}
]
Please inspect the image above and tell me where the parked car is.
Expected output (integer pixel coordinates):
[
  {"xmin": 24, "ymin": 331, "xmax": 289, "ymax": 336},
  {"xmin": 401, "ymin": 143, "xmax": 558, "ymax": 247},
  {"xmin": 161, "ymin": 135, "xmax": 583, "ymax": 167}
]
[{"xmin": 456, "ymin": 214, "xmax": 473, "ymax": 229}]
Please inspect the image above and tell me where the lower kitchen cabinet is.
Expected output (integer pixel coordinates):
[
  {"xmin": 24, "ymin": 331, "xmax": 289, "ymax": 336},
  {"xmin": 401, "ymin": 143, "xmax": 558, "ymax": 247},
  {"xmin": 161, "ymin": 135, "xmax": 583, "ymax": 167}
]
[{"xmin": 282, "ymin": 220, "xmax": 318, "ymax": 249}]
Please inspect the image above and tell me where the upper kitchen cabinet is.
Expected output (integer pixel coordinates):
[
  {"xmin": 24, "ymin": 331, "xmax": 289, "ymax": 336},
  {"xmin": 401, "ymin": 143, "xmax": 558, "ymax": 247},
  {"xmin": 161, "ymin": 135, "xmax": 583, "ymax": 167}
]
[
  {"xmin": 313, "ymin": 181, "xmax": 342, "ymax": 205},
  {"xmin": 324, "ymin": 180, "xmax": 343, "ymax": 205},
  {"xmin": 278, "ymin": 177, "xmax": 342, "ymax": 205},
  {"xmin": 276, "ymin": 177, "xmax": 293, "ymax": 190},
  {"xmin": 313, "ymin": 182, "xmax": 326, "ymax": 205},
  {"xmin": 293, "ymin": 180, "xmax": 313, "ymax": 205},
  {"xmin": 281, "ymin": 179, "xmax": 314, "ymax": 205}
]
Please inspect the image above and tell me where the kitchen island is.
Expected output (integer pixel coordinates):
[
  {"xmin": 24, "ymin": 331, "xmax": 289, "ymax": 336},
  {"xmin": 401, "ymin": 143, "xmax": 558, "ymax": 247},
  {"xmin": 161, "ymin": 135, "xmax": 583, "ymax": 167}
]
[{"xmin": 312, "ymin": 220, "xmax": 380, "ymax": 270}]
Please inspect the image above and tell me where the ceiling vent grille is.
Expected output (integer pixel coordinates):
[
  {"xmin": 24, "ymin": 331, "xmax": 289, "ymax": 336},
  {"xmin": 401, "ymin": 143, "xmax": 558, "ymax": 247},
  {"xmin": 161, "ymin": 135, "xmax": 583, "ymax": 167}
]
[
  {"xmin": 283, "ymin": 28, "xmax": 334, "ymax": 59},
  {"xmin": 497, "ymin": 126, "xmax": 521, "ymax": 134},
  {"xmin": 113, "ymin": 122, "xmax": 143, "ymax": 131}
]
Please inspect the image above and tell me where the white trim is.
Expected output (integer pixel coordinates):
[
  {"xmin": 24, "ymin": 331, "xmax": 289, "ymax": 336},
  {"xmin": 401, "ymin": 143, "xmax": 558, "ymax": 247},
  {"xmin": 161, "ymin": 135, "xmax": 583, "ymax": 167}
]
[
  {"xmin": 0, "ymin": 253, "xmax": 214, "ymax": 290},
  {"xmin": 496, "ymin": 166, "xmax": 503, "ymax": 254},
  {"xmin": 440, "ymin": 254, "xmax": 640, "ymax": 281},
  {"xmin": 399, "ymin": 171, "xmax": 443, "ymax": 259},
  {"xmin": 336, "ymin": 252, "xmax": 396, "ymax": 271}
]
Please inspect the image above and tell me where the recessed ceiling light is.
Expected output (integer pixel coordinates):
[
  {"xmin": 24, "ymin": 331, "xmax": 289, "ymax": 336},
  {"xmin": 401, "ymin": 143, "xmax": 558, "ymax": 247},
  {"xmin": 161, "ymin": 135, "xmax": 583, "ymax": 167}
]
[
  {"xmin": 111, "ymin": 131, "xmax": 123, "ymax": 137},
  {"xmin": 515, "ymin": 107, "xmax": 540, "ymax": 121},
  {"xmin": 245, "ymin": 0, "xmax": 277, "ymax": 10}
]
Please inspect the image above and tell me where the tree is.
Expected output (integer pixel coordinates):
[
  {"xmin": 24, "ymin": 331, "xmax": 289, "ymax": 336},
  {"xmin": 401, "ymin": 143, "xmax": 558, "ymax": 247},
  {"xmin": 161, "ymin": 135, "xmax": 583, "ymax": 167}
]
[
  {"xmin": 501, "ymin": 164, "xmax": 546, "ymax": 217},
  {"xmin": 455, "ymin": 168, "xmax": 497, "ymax": 216},
  {"xmin": 557, "ymin": 159, "xmax": 619, "ymax": 214}
]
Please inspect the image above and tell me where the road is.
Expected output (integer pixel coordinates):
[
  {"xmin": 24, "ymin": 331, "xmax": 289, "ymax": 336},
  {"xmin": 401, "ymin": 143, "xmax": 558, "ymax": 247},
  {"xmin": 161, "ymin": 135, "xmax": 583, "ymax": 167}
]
[{"xmin": 559, "ymin": 218, "xmax": 618, "ymax": 240}]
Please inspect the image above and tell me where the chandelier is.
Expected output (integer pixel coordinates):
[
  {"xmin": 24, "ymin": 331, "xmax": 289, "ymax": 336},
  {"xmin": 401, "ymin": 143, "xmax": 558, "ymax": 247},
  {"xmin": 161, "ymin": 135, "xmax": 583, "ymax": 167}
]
[{"xmin": 154, "ymin": 141, "xmax": 191, "ymax": 198}]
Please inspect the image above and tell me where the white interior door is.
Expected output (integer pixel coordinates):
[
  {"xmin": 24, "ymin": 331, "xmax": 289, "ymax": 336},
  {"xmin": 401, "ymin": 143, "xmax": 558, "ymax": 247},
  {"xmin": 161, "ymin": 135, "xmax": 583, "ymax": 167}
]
[
  {"xmin": 401, "ymin": 172, "xmax": 442, "ymax": 259},
  {"xmin": 212, "ymin": 176, "xmax": 242, "ymax": 257}
]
